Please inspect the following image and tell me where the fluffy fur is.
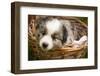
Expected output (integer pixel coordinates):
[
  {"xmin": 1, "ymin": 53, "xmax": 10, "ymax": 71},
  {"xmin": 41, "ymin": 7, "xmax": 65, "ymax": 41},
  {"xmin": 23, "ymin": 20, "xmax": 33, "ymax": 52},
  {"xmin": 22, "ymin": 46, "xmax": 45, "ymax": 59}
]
[{"xmin": 35, "ymin": 16, "xmax": 87, "ymax": 51}]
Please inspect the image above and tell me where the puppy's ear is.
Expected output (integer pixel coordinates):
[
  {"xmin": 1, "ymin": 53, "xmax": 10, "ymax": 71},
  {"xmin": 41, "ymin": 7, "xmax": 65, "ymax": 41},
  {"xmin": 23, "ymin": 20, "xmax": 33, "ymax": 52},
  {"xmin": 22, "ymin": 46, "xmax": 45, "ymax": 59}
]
[
  {"xmin": 35, "ymin": 16, "xmax": 48, "ymax": 29},
  {"xmin": 62, "ymin": 25, "xmax": 68, "ymax": 44}
]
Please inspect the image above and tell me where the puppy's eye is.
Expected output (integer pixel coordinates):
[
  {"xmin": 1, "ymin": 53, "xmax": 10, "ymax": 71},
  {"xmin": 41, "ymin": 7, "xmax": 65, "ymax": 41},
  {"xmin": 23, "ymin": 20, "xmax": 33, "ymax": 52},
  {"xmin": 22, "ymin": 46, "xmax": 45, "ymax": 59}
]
[
  {"xmin": 52, "ymin": 36, "xmax": 55, "ymax": 40},
  {"xmin": 41, "ymin": 30, "xmax": 47, "ymax": 35},
  {"xmin": 52, "ymin": 35, "xmax": 57, "ymax": 40},
  {"xmin": 42, "ymin": 32, "xmax": 46, "ymax": 35}
]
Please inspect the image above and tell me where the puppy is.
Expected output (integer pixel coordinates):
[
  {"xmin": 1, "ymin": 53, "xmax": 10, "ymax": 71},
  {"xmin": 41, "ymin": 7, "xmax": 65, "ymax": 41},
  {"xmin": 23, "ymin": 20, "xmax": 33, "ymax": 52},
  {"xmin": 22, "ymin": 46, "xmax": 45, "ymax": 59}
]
[{"xmin": 35, "ymin": 16, "xmax": 87, "ymax": 51}]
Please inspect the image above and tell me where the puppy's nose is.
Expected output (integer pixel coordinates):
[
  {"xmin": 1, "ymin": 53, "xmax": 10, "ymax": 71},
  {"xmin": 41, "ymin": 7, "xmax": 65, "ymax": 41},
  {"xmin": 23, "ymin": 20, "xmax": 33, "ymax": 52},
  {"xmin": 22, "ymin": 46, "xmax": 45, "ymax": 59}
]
[{"xmin": 42, "ymin": 43, "xmax": 48, "ymax": 48}]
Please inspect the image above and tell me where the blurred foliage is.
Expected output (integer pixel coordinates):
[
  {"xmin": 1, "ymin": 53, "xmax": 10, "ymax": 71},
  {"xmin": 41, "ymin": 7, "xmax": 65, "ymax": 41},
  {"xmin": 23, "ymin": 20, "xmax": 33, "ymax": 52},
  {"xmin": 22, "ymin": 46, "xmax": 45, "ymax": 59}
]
[
  {"xmin": 28, "ymin": 44, "xmax": 35, "ymax": 60},
  {"xmin": 82, "ymin": 48, "xmax": 88, "ymax": 58},
  {"xmin": 77, "ymin": 17, "xmax": 88, "ymax": 25}
]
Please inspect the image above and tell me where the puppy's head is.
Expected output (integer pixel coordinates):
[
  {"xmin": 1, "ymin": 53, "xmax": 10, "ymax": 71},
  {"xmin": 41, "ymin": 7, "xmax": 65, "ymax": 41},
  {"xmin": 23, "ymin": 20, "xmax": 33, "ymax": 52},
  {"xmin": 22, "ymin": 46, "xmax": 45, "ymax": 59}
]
[{"xmin": 35, "ymin": 16, "xmax": 67, "ymax": 51}]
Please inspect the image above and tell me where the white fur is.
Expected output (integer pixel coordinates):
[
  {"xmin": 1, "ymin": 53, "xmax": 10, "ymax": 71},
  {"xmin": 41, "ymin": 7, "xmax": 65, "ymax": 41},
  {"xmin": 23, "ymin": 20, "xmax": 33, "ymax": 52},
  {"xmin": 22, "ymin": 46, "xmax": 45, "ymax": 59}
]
[
  {"xmin": 39, "ymin": 35, "xmax": 53, "ymax": 50},
  {"xmin": 46, "ymin": 19, "xmax": 61, "ymax": 35}
]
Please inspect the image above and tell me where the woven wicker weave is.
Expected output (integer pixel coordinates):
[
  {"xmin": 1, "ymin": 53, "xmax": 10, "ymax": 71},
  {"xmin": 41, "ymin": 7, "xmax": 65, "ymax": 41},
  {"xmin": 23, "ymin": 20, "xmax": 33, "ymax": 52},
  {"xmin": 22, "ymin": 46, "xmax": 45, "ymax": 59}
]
[{"xmin": 28, "ymin": 16, "xmax": 88, "ymax": 60}]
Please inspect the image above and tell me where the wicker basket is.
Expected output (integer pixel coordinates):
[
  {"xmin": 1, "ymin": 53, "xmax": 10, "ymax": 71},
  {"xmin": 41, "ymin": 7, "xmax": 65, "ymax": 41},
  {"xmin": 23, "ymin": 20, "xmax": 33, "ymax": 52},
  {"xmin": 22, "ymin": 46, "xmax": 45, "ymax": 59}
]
[{"xmin": 28, "ymin": 16, "xmax": 88, "ymax": 60}]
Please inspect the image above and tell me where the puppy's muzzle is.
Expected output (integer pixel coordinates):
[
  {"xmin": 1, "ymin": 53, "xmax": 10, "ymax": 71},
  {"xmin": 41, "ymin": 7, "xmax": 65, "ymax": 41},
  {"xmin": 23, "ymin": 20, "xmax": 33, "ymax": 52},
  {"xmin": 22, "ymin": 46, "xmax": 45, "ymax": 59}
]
[{"xmin": 39, "ymin": 35, "xmax": 53, "ymax": 50}]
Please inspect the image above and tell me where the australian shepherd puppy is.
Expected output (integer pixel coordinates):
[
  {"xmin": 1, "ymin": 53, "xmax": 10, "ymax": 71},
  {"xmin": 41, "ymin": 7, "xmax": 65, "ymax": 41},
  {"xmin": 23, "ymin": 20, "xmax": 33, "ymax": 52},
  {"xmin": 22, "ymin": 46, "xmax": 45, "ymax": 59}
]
[{"xmin": 35, "ymin": 16, "xmax": 87, "ymax": 51}]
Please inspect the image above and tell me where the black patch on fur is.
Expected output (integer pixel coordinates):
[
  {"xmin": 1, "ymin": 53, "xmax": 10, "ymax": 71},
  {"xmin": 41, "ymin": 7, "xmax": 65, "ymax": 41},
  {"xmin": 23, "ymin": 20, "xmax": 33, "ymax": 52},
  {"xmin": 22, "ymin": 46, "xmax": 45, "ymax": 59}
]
[{"xmin": 62, "ymin": 25, "xmax": 67, "ymax": 44}]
